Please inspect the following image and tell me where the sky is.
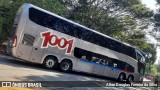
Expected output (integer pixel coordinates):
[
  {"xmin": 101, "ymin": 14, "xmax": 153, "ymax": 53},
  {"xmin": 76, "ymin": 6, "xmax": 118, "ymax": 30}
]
[
  {"xmin": 141, "ymin": 0, "xmax": 160, "ymax": 64},
  {"xmin": 141, "ymin": 0, "xmax": 157, "ymax": 11}
]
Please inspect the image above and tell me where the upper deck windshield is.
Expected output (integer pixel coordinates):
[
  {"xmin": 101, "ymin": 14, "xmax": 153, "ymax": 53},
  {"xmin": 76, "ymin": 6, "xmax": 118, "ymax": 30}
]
[{"xmin": 136, "ymin": 49, "xmax": 146, "ymax": 63}]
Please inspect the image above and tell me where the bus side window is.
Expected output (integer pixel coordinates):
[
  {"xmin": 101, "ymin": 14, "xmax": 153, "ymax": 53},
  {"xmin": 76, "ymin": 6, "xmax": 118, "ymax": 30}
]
[
  {"xmin": 86, "ymin": 55, "xmax": 92, "ymax": 61},
  {"xmin": 117, "ymin": 61, "xmax": 125, "ymax": 70},
  {"xmin": 22, "ymin": 34, "xmax": 35, "ymax": 46},
  {"xmin": 74, "ymin": 47, "xmax": 82, "ymax": 59},
  {"xmin": 63, "ymin": 22, "xmax": 69, "ymax": 34},
  {"xmin": 128, "ymin": 64, "xmax": 135, "ymax": 72},
  {"xmin": 100, "ymin": 59, "xmax": 105, "ymax": 65},
  {"xmin": 105, "ymin": 60, "xmax": 109, "ymax": 65},
  {"xmin": 113, "ymin": 63, "xmax": 117, "ymax": 67},
  {"xmin": 55, "ymin": 20, "xmax": 64, "ymax": 33},
  {"xmin": 95, "ymin": 58, "xmax": 101, "ymax": 64},
  {"xmin": 91, "ymin": 56, "xmax": 97, "ymax": 62},
  {"xmin": 124, "ymin": 63, "xmax": 134, "ymax": 72},
  {"xmin": 106, "ymin": 59, "xmax": 113, "ymax": 67},
  {"xmin": 81, "ymin": 56, "xmax": 86, "ymax": 60},
  {"xmin": 113, "ymin": 60, "xmax": 124, "ymax": 69},
  {"xmin": 124, "ymin": 63, "xmax": 129, "ymax": 70}
]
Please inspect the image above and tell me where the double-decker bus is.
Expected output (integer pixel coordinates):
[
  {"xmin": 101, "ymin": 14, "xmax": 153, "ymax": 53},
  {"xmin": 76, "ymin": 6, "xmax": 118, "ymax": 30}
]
[{"xmin": 6, "ymin": 3, "xmax": 146, "ymax": 83}]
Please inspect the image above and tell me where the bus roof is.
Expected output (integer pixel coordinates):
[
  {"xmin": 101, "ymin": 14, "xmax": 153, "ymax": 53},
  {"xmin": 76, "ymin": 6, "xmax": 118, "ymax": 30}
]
[{"xmin": 24, "ymin": 3, "xmax": 136, "ymax": 49}]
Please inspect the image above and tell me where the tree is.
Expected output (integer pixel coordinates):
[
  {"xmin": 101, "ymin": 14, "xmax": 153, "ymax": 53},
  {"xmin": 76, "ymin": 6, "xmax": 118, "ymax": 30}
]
[
  {"xmin": 153, "ymin": 0, "xmax": 160, "ymax": 42},
  {"xmin": 60, "ymin": 0, "xmax": 153, "ymax": 37},
  {"xmin": 147, "ymin": 64, "xmax": 157, "ymax": 75},
  {"xmin": 60, "ymin": 0, "xmax": 157, "ymax": 65},
  {"xmin": 0, "ymin": 0, "xmax": 157, "ymax": 65},
  {"xmin": 143, "ymin": 44, "xmax": 157, "ymax": 64},
  {"xmin": 61, "ymin": 1, "xmax": 153, "ymax": 47},
  {"xmin": 0, "ymin": 0, "xmax": 68, "ymax": 44},
  {"xmin": 156, "ymin": 64, "xmax": 160, "ymax": 73}
]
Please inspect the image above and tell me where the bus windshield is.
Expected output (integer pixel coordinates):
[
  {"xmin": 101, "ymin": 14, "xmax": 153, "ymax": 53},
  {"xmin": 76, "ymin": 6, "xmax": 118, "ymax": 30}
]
[
  {"xmin": 136, "ymin": 50, "xmax": 146, "ymax": 75},
  {"xmin": 136, "ymin": 50, "xmax": 145, "ymax": 63},
  {"xmin": 138, "ymin": 62, "xmax": 145, "ymax": 75}
]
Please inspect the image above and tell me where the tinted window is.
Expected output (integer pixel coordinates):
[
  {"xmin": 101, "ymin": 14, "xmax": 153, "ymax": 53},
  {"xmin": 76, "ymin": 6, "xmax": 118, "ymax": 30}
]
[
  {"xmin": 127, "ymin": 47, "xmax": 136, "ymax": 59},
  {"xmin": 22, "ymin": 34, "xmax": 35, "ymax": 46},
  {"xmin": 112, "ymin": 59, "xmax": 125, "ymax": 69},
  {"xmin": 138, "ymin": 61, "xmax": 145, "ymax": 75},
  {"xmin": 29, "ymin": 8, "xmax": 136, "ymax": 59},
  {"xmin": 124, "ymin": 63, "xmax": 135, "ymax": 72},
  {"xmin": 74, "ymin": 47, "xmax": 128, "ymax": 69}
]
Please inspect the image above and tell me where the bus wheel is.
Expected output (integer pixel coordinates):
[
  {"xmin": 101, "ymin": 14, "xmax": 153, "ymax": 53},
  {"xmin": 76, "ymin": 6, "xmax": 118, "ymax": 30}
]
[
  {"xmin": 43, "ymin": 57, "xmax": 58, "ymax": 69},
  {"xmin": 127, "ymin": 75, "xmax": 134, "ymax": 83},
  {"xmin": 118, "ymin": 73, "xmax": 126, "ymax": 82},
  {"xmin": 60, "ymin": 60, "xmax": 72, "ymax": 72}
]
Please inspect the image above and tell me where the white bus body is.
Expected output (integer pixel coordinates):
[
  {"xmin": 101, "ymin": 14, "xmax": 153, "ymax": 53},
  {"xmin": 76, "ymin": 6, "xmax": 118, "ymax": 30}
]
[{"xmin": 6, "ymin": 3, "xmax": 146, "ymax": 83}]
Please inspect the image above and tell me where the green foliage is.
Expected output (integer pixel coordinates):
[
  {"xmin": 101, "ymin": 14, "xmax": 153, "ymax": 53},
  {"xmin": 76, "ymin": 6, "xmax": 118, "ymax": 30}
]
[
  {"xmin": 143, "ymin": 44, "xmax": 157, "ymax": 64},
  {"xmin": 154, "ymin": 64, "xmax": 160, "ymax": 75},
  {"xmin": 130, "ymin": 4, "xmax": 153, "ymax": 18},
  {"xmin": 156, "ymin": 64, "xmax": 160, "ymax": 72},
  {"xmin": 147, "ymin": 64, "xmax": 157, "ymax": 75},
  {"xmin": 67, "ymin": 5, "xmax": 125, "ymax": 37},
  {"xmin": 0, "ymin": 0, "xmax": 68, "ymax": 43},
  {"xmin": 154, "ymin": 1, "xmax": 160, "ymax": 38},
  {"xmin": 144, "ymin": 44, "xmax": 157, "ymax": 74},
  {"xmin": 61, "ymin": 0, "xmax": 156, "ymax": 64},
  {"xmin": 113, "ymin": 0, "xmax": 153, "ymax": 17}
]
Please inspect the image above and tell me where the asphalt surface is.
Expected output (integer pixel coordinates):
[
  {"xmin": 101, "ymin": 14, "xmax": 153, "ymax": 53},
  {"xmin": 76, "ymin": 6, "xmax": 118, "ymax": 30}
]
[{"xmin": 0, "ymin": 54, "xmax": 155, "ymax": 90}]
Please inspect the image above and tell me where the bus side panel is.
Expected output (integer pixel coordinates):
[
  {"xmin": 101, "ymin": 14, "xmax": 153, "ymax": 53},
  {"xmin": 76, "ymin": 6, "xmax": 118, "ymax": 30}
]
[
  {"xmin": 40, "ymin": 49, "xmax": 61, "ymax": 64},
  {"xmin": 11, "ymin": 6, "xmax": 28, "ymax": 57}
]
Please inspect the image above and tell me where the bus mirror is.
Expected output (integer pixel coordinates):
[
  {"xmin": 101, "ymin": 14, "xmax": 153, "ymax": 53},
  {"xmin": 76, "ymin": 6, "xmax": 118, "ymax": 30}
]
[{"xmin": 146, "ymin": 53, "xmax": 152, "ymax": 58}]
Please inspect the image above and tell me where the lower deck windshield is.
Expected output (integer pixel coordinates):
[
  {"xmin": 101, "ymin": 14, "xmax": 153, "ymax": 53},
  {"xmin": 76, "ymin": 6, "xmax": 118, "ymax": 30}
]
[{"xmin": 138, "ymin": 61, "xmax": 145, "ymax": 75}]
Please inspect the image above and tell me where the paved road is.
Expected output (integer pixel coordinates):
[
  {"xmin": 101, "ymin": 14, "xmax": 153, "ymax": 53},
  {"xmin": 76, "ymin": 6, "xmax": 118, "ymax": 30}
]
[{"xmin": 0, "ymin": 54, "xmax": 154, "ymax": 90}]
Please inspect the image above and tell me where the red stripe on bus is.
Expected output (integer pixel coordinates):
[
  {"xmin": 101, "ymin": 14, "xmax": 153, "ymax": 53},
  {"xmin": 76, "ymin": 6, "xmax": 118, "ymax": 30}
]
[{"xmin": 122, "ymin": 70, "xmax": 133, "ymax": 73}]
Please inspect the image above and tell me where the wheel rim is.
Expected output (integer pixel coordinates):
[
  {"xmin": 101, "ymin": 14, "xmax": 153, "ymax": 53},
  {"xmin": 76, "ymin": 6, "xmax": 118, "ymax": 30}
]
[
  {"xmin": 46, "ymin": 59, "xmax": 55, "ymax": 68},
  {"xmin": 128, "ymin": 77, "xmax": 133, "ymax": 83},
  {"xmin": 119, "ymin": 74, "xmax": 124, "ymax": 81},
  {"xmin": 61, "ymin": 62, "xmax": 70, "ymax": 70}
]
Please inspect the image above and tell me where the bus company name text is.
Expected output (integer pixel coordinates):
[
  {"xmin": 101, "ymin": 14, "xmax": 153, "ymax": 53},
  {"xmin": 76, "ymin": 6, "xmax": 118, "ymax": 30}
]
[
  {"xmin": 41, "ymin": 31, "xmax": 74, "ymax": 54},
  {"xmin": 2, "ymin": 82, "xmax": 42, "ymax": 88}
]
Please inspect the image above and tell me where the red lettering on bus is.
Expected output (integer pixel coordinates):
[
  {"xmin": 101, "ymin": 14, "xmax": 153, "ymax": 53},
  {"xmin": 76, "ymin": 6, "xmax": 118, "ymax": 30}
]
[
  {"xmin": 49, "ymin": 34, "xmax": 59, "ymax": 46},
  {"xmin": 41, "ymin": 31, "xmax": 74, "ymax": 54},
  {"xmin": 58, "ymin": 38, "xmax": 67, "ymax": 48}
]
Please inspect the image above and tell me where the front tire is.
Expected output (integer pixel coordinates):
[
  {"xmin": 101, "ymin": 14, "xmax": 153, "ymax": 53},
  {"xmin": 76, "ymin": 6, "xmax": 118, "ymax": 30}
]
[
  {"xmin": 60, "ymin": 60, "xmax": 72, "ymax": 72},
  {"xmin": 43, "ymin": 57, "xmax": 58, "ymax": 69}
]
